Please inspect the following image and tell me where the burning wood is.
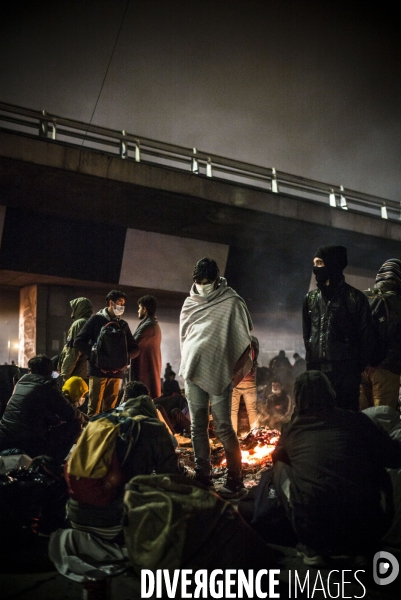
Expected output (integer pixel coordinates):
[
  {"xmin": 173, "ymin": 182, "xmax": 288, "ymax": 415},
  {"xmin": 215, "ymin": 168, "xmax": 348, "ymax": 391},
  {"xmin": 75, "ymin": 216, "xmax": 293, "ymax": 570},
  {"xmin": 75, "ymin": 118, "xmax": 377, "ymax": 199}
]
[{"xmin": 211, "ymin": 428, "xmax": 280, "ymax": 473}]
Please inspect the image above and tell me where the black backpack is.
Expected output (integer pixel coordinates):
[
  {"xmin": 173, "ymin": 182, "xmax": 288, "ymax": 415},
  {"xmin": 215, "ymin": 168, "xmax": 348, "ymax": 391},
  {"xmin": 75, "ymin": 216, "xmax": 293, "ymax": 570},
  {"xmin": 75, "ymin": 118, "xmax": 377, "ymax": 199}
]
[
  {"xmin": 364, "ymin": 287, "xmax": 395, "ymax": 366},
  {"xmin": 90, "ymin": 320, "xmax": 129, "ymax": 373}
]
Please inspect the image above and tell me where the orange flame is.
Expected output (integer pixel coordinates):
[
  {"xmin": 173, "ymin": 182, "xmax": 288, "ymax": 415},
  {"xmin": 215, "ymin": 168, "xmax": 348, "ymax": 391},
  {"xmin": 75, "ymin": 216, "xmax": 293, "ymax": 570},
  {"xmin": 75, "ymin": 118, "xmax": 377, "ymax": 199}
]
[{"xmin": 221, "ymin": 440, "xmax": 278, "ymax": 466}]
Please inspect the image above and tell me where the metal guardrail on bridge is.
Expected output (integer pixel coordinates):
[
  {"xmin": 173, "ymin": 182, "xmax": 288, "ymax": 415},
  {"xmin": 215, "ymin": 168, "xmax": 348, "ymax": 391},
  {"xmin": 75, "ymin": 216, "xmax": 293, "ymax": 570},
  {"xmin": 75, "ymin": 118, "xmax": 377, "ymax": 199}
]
[{"xmin": 0, "ymin": 101, "xmax": 399, "ymax": 221}]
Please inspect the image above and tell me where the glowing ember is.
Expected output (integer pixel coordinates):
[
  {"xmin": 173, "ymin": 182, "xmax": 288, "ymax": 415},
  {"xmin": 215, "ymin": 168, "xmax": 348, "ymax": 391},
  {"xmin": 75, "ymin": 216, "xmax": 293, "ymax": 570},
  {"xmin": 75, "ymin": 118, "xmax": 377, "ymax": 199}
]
[
  {"xmin": 221, "ymin": 437, "xmax": 279, "ymax": 466},
  {"xmin": 240, "ymin": 444, "xmax": 275, "ymax": 464}
]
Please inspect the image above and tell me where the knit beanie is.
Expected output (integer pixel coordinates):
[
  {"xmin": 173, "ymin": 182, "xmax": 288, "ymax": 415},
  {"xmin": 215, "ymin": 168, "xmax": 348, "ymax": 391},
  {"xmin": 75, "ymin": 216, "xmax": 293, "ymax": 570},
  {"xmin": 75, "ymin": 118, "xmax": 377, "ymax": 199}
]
[{"xmin": 375, "ymin": 259, "xmax": 401, "ymax": 287}]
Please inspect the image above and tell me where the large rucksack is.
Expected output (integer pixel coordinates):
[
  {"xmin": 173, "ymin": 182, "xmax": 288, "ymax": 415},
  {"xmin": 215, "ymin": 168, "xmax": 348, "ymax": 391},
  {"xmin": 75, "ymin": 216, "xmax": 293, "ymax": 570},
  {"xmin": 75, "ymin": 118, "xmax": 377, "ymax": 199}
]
[
  {"xmin": 66, "ymin": 412, "xmax": 148, "ymax": 507},
  {"xmin": 364, "ymin": 287, "xmax": 395, "ymax": 366},
  {"xmin": 90, "ymin": 320, "xmax": 129, "ymax": 373},
  {"xmin": 123, "ymin": 473, "xmax": 274, "ymax": 575}
]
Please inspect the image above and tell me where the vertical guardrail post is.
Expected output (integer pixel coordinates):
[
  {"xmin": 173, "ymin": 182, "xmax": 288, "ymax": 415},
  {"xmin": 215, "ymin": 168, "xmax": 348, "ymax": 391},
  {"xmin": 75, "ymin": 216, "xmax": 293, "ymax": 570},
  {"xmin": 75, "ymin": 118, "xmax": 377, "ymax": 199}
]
[
  {"xmin": 191, "ymin": 147, "xmax": 199, "ymax": 174},
  {"xmin": 381, "ymin": 204, "xmax": 388, "ymax": 219},
  {"xmin": 120, "ymin": 130, "xmax": 128, "ymax": 159},
  {"xmin": 206, "ymin": 158, "xmax": 212, "ymax": 177},
  {"xmin": 271, "ymin": 167, "xmax": 279, "ymax": 193},
  {"xmin": 134, "ymin": 140, "xmax": 141, "ymax": 162},
  {"xmin": 329, "ymin": 189, "xmax": 337, "ymax": 207},
  {"xmin": 39, "ymin": 110, "xmax": 48, "ymax": 138},
  {"xmin": 339, "ymin": 185, "xmax": 348, "ymax": 210},
  {"xmin": 50, "ymin": 120, "xmax": 57, "ymax": 140}
]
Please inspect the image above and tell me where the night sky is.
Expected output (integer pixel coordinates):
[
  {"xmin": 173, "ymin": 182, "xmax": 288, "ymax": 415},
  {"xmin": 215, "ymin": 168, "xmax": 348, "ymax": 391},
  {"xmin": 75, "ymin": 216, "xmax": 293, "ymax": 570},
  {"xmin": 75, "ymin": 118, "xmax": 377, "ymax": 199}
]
[{"xmin": 1, "ymin": 0, "xmax": 400, "ymax": 201}]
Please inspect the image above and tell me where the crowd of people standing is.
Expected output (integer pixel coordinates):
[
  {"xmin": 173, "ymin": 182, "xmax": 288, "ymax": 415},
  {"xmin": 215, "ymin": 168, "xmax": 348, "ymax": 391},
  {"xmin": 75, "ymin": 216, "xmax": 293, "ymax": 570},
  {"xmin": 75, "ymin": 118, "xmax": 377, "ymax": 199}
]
[{"xmin": 1, "ymin": 247, "xmax": 401, "ymax": 572}]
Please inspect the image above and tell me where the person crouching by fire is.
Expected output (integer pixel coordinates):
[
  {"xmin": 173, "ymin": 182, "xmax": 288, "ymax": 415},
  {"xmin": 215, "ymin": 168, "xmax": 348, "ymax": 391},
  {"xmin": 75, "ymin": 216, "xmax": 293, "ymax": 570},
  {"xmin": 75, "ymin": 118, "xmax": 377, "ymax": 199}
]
[
  {"xmin": 179, "ymin": 257, "xmax": 253, "ymax": 499},
  {"xmin": 272, "ymin": 370, "xmax": 401, "ymax": 567}
]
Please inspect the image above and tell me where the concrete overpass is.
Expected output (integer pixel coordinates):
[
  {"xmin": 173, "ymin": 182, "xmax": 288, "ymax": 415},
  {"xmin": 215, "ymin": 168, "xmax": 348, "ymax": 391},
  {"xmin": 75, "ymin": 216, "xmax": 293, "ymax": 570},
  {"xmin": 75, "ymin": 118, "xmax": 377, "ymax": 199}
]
[{"xmin": 0, "ymin": 103, "xmax": 400, "ymax": 365}]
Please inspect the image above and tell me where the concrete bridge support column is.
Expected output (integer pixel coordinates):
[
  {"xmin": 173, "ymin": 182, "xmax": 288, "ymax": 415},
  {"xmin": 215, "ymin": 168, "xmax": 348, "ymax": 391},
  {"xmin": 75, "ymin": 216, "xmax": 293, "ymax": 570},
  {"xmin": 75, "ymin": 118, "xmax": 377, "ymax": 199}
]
[{"xmin": 18, "ymin": 285, "xmax": 49, "ymax": 367}]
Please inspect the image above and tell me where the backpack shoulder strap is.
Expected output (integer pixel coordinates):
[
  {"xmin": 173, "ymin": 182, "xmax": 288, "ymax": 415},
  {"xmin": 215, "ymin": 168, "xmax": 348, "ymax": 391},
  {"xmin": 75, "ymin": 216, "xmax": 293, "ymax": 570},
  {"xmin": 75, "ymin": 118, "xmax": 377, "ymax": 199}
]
[{"xmin": 364, "ymin": 287, "xmax": 392, "ymax": 321}]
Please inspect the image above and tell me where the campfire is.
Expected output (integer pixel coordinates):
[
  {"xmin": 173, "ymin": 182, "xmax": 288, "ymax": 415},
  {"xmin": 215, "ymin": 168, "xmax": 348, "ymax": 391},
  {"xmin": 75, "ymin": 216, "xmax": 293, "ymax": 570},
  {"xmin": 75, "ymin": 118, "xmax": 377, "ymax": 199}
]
[
  {"xmin": 176, "ymin": 428, "xmax": 281, "ymax": 489},
  {"xmin": 211, "ymin": 428, "xmax": 280, "ymax": 474}
]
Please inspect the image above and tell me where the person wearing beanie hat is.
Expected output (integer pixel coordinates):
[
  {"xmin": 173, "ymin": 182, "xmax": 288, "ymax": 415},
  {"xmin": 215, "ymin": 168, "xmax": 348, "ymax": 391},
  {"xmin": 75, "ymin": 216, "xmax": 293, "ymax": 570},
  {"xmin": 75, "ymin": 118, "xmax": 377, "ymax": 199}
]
[
  {"xmin": 303, "ymin": 245, "xmax": 374, "ymax": 411},
  {"xmin": 360, "ymin": 258, "xmax": 401, "ymax": 410}
]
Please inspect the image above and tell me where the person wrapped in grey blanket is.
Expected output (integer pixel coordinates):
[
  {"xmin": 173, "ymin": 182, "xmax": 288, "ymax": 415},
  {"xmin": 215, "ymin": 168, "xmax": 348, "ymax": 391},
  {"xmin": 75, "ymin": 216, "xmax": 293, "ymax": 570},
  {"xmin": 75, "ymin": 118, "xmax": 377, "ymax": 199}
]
[{"xmin": 179, "ymin": 257, "xmax": 253, "ymax": 499}]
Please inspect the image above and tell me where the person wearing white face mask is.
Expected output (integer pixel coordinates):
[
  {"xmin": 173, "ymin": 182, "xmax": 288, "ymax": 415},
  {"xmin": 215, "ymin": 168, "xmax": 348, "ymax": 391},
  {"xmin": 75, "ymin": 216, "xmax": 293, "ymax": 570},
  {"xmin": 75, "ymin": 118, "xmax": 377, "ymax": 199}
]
[
  {"xmin": 180, "ymin": 257, "xmax": 253, "ymax": 498},
  {"xmin": 74, "ymin": 290, "xmax": 139, "ymax": 416}
]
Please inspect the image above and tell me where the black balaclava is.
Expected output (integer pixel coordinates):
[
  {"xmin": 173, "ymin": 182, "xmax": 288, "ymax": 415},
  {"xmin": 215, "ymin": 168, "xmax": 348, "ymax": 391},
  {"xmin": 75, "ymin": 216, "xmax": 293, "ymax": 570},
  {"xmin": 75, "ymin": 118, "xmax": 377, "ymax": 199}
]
[{"xmin": 313, "ymin": 245, "xmax": 347, "ymax": 299}]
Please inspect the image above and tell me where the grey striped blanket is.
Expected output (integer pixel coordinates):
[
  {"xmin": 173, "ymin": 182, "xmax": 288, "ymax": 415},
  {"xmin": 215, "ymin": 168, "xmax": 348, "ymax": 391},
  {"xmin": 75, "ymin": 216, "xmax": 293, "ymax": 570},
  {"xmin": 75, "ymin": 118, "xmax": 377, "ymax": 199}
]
[{"xmin": 179, "ymin": 278, "xmax": 253, "ymax": 396}]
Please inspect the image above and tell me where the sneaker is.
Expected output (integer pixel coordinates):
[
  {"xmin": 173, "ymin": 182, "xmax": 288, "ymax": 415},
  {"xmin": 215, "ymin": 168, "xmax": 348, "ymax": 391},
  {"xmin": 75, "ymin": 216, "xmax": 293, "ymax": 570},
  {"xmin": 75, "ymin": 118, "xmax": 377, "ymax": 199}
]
[
  {"xmin": 296, "ymin": 543, "xmax": 326, "ymax": 567},
  {"xmin": 218, "ymin": 475, "xmax": 248, "ymax": 499}
]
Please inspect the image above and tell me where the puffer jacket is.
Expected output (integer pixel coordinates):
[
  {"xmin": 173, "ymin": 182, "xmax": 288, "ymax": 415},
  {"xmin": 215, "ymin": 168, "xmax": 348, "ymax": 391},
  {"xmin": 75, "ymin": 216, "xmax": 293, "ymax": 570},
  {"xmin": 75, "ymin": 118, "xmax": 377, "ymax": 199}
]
[
  {"xmin": 58, "ymin": 298, "xmax": 93, "ymax": 381},
  {"xmin": 302, "ymin": 280, "xmax": 373, "ymax": 372},
  {"xmin": 0, "ymin": 373, "xmax": 85, "ymax": 455}
]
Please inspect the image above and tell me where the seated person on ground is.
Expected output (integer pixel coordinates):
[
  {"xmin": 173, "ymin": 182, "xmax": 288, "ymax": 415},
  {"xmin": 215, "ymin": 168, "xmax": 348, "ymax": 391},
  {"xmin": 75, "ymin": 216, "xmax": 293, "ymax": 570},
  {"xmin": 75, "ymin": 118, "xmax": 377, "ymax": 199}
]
[
  {"xmin": 62, "ymin": 376, "xmax": 90, "ymax": 421},
  {"xmin": 363, "ymin": 405, "xmax": 401, "ymax": 547},
  {"xmin": 272, "ymin": 370, "xmax": 401, "ymax": 565},
  {"xmin": 257, "ymin": 379, "xmax": 292, "ymax": 430},
  {"xmin": 65, "ymin": 390, "xmax": 182, "ymax": 541},
  {"xmin": 0, "ymin": 354, "xmax": 85, "ymax": 462},
  {"xmin": 154, "ymin": 378, "xmax": 191, "ymax": 436},
  {"xmin": 162, "ymin": 370, "xmax": 181, "ymax": 396},
  {"xmin": 121, "ymin": 381, "xmax": 177, "ymax": 437}
]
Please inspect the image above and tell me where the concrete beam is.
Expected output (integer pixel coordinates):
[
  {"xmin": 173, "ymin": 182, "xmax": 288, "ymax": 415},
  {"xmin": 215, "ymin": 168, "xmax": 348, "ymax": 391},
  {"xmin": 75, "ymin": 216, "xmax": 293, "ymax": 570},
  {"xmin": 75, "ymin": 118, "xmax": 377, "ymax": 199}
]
[{"xmin": 1, "ymin": 130, "xmax": 400, "ymax": 242}]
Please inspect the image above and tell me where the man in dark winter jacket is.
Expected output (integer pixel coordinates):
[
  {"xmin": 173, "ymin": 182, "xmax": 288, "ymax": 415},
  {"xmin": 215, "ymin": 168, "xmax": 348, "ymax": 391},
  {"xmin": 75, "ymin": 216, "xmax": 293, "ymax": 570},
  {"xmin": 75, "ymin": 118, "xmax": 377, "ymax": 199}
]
[
  {"xmin": 58, "ymin": 297, "xmax": 93, "ymax": 383},
  {"xmin": 360, "ymin": 258, "xmax": 401, "ymax": 410},
  {"xmin": 130, "ymin": 294, "xmax": 162, "ymax": 399},
  {"xmin": 0, "ymin": 354, "xmax": 85, "ymax": 461},
  {"xmin": 272, "ymin": 371, "xmax": 401, "ymax": 565},
  {"xmin": 303, "ymin": 245, "xmax": 373, "ymax": 411},
  {"xmin": 74, "ymin": 290, "xmax": 139, "ymax": 416}
]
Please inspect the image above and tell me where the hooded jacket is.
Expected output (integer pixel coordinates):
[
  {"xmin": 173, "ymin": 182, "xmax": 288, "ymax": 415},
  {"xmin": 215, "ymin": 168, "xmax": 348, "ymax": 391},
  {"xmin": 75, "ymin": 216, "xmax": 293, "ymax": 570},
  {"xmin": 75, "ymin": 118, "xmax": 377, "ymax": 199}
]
[
  {"xmin": 120, "ymin": 394, "xmax": 182, "ymax": 477},
  {"xmin": 0, "ymin": 373, "xmax": 85, "ymax": 456},
  {"xmin": 303, "ymin": 246, "xmax": 373, "ymax": 372},
  {"xmin": 74, "ymin": 308, "xmax": 139, "ymax": 379},
  {"xmin": 273, "ymin": 371, "xmax": 401, "ymax": 553},
  {"xmin": 62, "ymin": 376, "xmax": 89, "ymax": 405},
  {"xmin": 58, "ymin": 298, "xmax": 93, "ymax": 381}
]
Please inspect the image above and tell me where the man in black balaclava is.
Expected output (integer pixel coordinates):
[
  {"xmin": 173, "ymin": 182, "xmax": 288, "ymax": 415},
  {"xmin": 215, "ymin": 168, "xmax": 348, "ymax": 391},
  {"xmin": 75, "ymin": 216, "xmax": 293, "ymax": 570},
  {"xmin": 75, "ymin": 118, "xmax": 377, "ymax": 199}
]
[{"xmin": 302, "ymin": 245, "xmax": 373, "ymax": 410}]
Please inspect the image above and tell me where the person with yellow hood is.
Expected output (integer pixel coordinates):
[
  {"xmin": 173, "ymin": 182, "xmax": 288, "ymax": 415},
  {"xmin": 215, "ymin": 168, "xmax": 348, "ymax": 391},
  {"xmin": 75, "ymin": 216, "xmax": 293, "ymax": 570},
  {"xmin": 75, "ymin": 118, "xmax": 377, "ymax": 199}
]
[
  {"xmin": 58, "ymin": 297, "xmax": 93, "ymax": 383},
  {"xmin": 62, "ymin": 376, "xmax": 89, "ymax": 408}
]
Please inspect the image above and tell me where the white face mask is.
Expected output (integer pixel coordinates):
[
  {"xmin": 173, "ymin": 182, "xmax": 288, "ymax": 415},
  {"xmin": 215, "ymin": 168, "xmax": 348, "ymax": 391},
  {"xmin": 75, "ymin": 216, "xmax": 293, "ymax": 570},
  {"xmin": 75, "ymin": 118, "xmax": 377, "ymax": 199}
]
[
  {"xmin": 196, "ymin": 282, "xmax": 214, "ymax": 296},
  {"xmin": 113, "ymin": 302, "xmax": 125, "ymax": 316}
]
